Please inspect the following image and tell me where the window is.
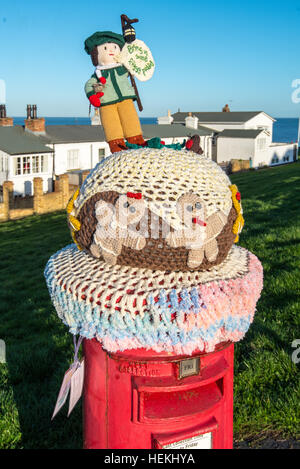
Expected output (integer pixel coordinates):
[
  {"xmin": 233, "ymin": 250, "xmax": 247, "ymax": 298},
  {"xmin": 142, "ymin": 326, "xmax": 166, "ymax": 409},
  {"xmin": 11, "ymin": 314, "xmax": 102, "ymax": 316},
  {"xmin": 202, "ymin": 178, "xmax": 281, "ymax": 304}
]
[
  {"xmin": 272, "ymin": 156, "xmax": 279, "ymax": 164},
  {"xmin": 98, "ymin": 148, "xmax": 105, "ymax": 162},
  {"xmin": 23, "ymin": 156, "xmax": 31, "ymax": 174},
  {"xmin": 257, "ymin": 138, "xmax": 266, "ymax": 151},
  {"xmin": 14, "ymin": 157, "xmax": 22, "ymax": 175},
  {"xmin": 32, "ymin": 155, "xmax": 40, "ymax": 173},
  {"xmin": 67, "ymin": 150, "xmax": 79, "ymax": 170},
  {"xmin": 13, "ymin": 155, "xmax": 49, "ymax": 175},
  {"xmin": 41, "ymin": 155, "xmax": 48, "ymax": 172},
  {"xmin": 0, "ymin": 154, "xmax": 7, "ymax": 172}
]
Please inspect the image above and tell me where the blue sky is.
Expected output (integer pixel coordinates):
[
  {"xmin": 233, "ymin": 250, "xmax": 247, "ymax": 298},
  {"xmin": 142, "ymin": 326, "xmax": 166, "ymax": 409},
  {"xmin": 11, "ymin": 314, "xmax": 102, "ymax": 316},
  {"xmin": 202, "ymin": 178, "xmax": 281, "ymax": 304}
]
[{"xmin": 0, "ymin": 0, "xmax": 300, "ymax": 117}]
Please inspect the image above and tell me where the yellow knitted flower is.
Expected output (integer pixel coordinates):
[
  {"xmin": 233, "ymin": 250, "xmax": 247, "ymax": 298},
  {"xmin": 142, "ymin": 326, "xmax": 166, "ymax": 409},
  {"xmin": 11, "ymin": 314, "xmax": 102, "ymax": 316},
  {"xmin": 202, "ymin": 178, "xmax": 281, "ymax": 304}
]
[
  {"xmin": 229, "ymin": 184, "xmax": 244, "ymax": 243},
  {"xmin": 66, "ymin": 189, "xmax": 82, "ymax": 250}
]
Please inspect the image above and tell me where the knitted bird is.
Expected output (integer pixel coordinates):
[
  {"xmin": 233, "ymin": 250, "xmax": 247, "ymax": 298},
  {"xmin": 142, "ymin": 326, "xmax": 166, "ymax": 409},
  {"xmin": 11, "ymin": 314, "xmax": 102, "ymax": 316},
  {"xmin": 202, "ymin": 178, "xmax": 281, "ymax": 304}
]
[
  {"xmin": 90, "ymin": 192, "xmax": 146, "ymax": 265},
  {"xmin": 166, "ymin": 193, "xmax": 228, "ymax": 268}
]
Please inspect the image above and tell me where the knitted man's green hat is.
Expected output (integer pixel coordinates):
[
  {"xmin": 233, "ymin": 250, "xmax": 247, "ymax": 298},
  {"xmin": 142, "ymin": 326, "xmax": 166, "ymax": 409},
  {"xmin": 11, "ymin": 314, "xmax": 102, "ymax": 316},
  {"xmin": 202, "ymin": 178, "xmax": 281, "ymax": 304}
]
[{"xmin": 84, "ymin": 31, "xmax": 125, "ymax": 54}]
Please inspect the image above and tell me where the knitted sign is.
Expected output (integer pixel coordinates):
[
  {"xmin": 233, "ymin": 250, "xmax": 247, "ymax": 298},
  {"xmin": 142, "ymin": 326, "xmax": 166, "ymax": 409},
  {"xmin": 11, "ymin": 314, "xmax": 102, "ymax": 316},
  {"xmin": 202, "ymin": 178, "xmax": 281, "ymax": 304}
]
[
  {"xmin": 68, "ymin": 148, "xmax": 244, "ymax": 272},
  {"xmin": 117, "ymin": 39, "xmax": 155, "ymax": 81}
]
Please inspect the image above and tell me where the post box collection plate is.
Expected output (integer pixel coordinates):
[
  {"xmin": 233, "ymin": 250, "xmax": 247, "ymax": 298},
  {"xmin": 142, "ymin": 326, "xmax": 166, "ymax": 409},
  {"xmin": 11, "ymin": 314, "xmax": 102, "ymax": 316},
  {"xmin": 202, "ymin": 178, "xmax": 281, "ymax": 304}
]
[{"xmin": 162, "ymin": 432, "xmax": 212, "ymax": 449}]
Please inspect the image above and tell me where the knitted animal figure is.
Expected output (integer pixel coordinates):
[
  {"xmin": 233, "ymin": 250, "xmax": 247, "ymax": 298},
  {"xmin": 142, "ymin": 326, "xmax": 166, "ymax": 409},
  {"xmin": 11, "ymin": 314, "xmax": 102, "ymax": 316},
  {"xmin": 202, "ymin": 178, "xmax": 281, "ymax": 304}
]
[
  {"xmin": 90, "ymin": 192, "xmax": 146, "ymax": 265},
  {"xmin": 166, "ymin": 193, "xmax": 228, "ymax": 268},
  {"xmin": 185, "ymin": 135, "xmax": 204, "ymax": 155}
]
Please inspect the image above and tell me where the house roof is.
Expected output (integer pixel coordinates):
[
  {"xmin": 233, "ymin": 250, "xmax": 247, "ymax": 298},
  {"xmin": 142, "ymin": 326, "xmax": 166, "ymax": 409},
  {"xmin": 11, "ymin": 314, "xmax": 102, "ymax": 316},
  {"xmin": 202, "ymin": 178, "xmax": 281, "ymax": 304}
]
[
  {"xmin": 0, "ymin": 126, "xmax": 53, "ymax": 155},
  {"xmin": 172, "ymin": 111, "xmax": 275, "ymax": 124},
  {"xmin": 217, "ymin": 129, "xmax": 265, "ymax": 139},
  {"xmin": 41, "ymin": 124, "xmax": 214, "ymax": 143},
  {"xmin": 142, "ymin": 124, "xmax": 214, "ymax": 138},
  {"xmin": 41, "ymin": 125, "xmax": 106, "ymax": 144}
]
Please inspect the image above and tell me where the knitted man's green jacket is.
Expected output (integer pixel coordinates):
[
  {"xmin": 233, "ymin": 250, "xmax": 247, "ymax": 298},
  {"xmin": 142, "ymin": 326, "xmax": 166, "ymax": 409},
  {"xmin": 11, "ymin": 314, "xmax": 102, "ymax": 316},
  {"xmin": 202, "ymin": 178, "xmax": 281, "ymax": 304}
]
[{"xmin": 85, "ymin": 65, "xmax": 137, "ymax": 106}]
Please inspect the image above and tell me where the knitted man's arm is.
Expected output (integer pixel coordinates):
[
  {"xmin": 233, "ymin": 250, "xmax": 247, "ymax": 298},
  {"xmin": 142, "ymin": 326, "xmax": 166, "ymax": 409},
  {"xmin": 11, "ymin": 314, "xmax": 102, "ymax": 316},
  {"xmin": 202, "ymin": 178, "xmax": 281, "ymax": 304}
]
[{"xmin": 85, "ymin": 77, "xmax": 104, "ymax": 107}]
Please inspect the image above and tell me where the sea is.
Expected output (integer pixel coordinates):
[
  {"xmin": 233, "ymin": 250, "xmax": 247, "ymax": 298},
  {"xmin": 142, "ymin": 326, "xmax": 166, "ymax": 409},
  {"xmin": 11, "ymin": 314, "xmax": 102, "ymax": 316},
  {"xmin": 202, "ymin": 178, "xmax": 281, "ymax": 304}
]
[{"xmin": 12, "ymin": 116, "xmax": 299, "ymax": 145}]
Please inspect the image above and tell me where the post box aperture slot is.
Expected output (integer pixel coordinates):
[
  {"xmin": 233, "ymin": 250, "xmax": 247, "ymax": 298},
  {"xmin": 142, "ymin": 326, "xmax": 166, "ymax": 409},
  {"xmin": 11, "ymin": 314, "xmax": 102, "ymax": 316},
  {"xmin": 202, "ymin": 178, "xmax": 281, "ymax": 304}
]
[{"xmin": 135, "ymin": 379, "xmax": 223, "ymax": 423}]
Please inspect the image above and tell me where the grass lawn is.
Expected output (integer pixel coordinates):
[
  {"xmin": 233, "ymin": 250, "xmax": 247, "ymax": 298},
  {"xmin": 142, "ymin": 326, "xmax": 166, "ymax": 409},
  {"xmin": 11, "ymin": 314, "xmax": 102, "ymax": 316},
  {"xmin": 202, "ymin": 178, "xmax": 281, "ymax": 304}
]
[{"xmin": 0, "ymin": 162, "xmax": 299, "ymax": 449}]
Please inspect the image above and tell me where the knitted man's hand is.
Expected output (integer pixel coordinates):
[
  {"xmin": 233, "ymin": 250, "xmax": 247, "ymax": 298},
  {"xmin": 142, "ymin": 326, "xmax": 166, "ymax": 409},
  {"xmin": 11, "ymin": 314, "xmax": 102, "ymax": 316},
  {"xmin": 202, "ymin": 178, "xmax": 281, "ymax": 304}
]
[{"xmin": 89, "ymin": 92, "xmax": 104, "ymax": 108}]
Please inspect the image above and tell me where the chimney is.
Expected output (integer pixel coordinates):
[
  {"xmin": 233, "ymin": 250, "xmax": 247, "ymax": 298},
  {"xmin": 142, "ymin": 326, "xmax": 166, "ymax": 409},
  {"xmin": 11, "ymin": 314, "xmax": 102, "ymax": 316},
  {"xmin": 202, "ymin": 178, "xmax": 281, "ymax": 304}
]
[
  {"xmin": 185, "ymin": 113, "xmax": 199, "ymax": 129},
  {"xmin": 24, "ymin": 104, "xmax": 45, "ymax": 134},
  {"xmin": 0, "ymin": 105, "xmax": 13, "ymax": 127},
  {"xmin": 157, "ymin": 109, "xmax": 174, "ymax": 125}
]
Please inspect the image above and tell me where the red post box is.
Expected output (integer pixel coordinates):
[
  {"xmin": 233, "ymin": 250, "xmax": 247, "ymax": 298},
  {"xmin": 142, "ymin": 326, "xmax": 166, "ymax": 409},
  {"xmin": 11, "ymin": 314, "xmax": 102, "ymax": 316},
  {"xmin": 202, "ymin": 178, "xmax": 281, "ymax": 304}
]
[{"xmin": 83, "ymin": 339, "xmax": 234, "ymax": 449}]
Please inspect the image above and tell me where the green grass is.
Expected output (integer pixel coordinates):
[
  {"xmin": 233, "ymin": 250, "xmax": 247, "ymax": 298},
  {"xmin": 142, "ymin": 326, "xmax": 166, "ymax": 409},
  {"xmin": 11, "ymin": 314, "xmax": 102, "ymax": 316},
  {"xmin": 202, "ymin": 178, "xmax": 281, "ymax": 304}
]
[{"xmin": 0, "ymin": 162, "xmax": 299, "ymax": 448}]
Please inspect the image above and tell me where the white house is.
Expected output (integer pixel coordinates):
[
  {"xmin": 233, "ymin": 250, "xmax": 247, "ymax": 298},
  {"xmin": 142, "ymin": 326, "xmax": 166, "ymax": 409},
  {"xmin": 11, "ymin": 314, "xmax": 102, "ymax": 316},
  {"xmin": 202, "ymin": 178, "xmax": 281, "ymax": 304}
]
[
  {"xmin": 0, "ymin": 115, "xmax": 110, "ymax": 196},
  {"xmin": 169, "ymin": 111, "xmax": 298, "ymax": 168},
  {"xmin": 0, "ymin": 125, "xmax": 54, "ymax": 195}
]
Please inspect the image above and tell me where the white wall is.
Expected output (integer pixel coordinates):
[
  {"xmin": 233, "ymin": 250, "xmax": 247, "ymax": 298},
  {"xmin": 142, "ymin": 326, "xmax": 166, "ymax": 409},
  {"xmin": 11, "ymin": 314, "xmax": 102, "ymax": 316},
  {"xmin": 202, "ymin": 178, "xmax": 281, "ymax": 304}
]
[
  {"xmin": 245, "ymin": 113, "xmax": 274, "ymax": 143},
  {"xmin": 53, "ymin": 141, "xmax": 110, "ymax": 175},
  {"xmin": 200, "ymin": 123, "xmax": 245, "ymax": 132},
  {"xmin": 268, "ymin": 143, "xmax": 296, "ymax": 166},
  {"xmin": 217, "ymin": 137, "xmax": 255, "ymax": 163}
]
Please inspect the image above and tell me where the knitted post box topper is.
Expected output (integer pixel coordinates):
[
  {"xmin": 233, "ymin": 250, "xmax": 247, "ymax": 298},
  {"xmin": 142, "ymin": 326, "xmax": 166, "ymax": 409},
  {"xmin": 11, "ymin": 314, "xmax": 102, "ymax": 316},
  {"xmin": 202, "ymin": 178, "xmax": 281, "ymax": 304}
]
[
  {"xmin": 45, "ymin": 147, "xmax": 263, "ymax": 355},
  {"xmin": 68, "ymin": 148, "xmax": 244, "ymax": 272}
]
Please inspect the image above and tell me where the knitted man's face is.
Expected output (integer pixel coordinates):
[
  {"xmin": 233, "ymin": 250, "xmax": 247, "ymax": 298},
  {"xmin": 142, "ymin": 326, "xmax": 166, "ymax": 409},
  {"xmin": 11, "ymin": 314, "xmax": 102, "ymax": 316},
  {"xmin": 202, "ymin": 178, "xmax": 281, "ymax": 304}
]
[{"xmin": 97, "ymin": 42, "xmax": 121, "ymax": 65}]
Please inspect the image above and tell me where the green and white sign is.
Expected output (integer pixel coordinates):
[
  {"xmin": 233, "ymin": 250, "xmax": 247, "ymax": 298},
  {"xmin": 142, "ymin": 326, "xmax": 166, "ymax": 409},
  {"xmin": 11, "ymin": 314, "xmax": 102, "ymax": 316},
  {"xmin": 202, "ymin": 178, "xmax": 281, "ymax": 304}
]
[{"xmin": 118, "ymin": 39, "xmax": 155, "ymax": 82}]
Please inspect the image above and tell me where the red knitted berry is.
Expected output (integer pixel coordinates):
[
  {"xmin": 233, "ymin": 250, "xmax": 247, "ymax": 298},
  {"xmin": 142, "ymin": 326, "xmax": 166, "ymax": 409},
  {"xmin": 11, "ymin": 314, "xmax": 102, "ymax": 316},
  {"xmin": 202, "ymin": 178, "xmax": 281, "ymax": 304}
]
[
  {"xmin": 186, "ymin": 140, "xmax": 193, "ymax": 150},
  {"xmin": 99, "ymin": 77, "xmax": 106, "ymax": 84},
  {"xmin": 236, "ymin": 192, "xmax": 241, "ymax": 201}
]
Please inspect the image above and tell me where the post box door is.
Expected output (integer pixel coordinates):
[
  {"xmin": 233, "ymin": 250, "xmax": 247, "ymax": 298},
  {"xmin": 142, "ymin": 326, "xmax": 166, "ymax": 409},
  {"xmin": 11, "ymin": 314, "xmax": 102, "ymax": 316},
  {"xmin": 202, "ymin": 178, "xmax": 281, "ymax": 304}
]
[{"xmin": 153, "ymin": 417, "xmax": 218, "ymax": 449}]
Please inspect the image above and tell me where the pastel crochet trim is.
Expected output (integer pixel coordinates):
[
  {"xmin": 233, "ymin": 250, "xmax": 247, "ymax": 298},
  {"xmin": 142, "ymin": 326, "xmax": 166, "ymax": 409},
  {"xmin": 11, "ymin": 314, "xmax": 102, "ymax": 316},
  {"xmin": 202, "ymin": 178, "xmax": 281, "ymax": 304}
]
[{"xmin": 44, "ymin": 244, "xmax": 263, "ymax": 354}]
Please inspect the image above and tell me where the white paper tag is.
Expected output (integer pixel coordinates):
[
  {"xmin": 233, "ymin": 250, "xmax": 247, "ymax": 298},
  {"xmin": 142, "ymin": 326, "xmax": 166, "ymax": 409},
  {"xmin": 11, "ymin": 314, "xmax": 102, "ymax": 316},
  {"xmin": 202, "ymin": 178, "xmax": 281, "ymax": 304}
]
[
  {"xmin": 51, "ymin": 336, "xmax": 84, "ymax": 420},
  {"xmin": 68, "ymin": 359, "xmax": 85, "ymax": 417},
  {"xmin": 52, "ymin": 367, "xmax": 75, "ymax": 420}
]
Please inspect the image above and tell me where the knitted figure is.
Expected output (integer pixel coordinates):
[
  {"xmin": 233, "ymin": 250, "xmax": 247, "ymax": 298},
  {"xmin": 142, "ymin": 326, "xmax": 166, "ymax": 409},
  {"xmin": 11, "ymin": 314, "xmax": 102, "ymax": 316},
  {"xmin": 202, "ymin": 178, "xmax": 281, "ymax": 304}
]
[
  {"xmin": 185, "ymin": 135, "xmax": 204, "ymax": 155},
  {"xmin": 84, "ymin": 31, "xmax": 146, "ymax": 153},
  {"xmin": 90, "ymin": 192, "xmax": 146, "ymax": 265},
  {"xmin": 166, "ymin": 193, "xmax": 228, "ymax": 268}
]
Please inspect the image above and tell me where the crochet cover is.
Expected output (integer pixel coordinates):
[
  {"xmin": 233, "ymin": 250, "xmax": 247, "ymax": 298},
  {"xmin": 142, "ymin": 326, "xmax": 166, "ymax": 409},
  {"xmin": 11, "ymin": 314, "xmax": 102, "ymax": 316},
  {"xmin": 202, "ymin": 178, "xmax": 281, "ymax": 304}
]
[
  {"xmin": 45, "ymin": 148, "xmax": 263, "ymax": 354},
  {"xmin": 45, "ymin": 244, "xmax": 263, "ymax": 354}
]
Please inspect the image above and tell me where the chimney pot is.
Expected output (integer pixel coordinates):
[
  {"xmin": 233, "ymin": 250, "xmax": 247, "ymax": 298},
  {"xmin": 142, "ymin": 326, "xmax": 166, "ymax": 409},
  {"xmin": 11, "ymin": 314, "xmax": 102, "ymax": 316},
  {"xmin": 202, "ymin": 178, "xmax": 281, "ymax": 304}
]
[
  {"xmin": 0, "ymin": 105, "xmax": 13, "ymax": 126},
  {"xmin": 25, "ymin": 104, "xmax": 45, "ymax": 134},
  {"xmin": 26, "ymin": 105, "xmax": 32, "ymax": 120},
  {"xmin": 32, "ymin": 105, "xmax": 37, "ymax": 119}
]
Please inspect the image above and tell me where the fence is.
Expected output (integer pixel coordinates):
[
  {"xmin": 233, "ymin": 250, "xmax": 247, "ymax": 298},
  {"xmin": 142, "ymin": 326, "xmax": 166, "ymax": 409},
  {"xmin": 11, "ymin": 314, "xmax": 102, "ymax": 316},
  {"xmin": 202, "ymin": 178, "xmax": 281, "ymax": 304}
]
[{"xmin": 0, "ymin": 170, "xmax": 90, "ymax": 222}]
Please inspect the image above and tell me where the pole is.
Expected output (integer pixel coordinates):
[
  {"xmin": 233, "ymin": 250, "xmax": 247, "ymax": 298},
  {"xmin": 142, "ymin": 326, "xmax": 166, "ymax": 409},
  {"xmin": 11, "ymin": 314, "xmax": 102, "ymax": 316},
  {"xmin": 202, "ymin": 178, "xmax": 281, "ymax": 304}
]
[{"xmin": 120, "ymin": 14, "xmax": 143, "ymax": 112}]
